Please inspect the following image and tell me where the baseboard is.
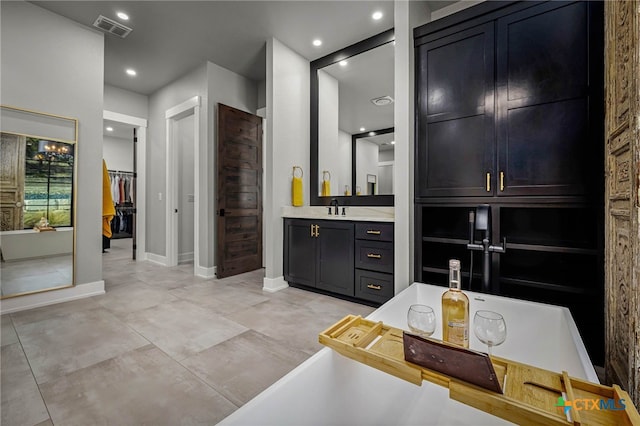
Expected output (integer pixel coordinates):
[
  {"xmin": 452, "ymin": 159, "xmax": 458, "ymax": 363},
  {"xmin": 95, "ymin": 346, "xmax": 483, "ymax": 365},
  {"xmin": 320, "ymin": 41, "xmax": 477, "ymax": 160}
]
[
  {"xmin": 195, "ymin": 265, "xmax": 216, "ymax": 279},
  {"xmin": 178, "ymin": 251, "xmax": 194, "ymax": 264},
  {"xmin": 146, "ymin": 252, "xmax": 167, "ymax": 266},
  {"xmin": 263, "ymin": 276, "xmax": 288, "ymax": 293},
  {"xmin": 0, "ymin": 280, "xmax": 105, "ymax": 314}
]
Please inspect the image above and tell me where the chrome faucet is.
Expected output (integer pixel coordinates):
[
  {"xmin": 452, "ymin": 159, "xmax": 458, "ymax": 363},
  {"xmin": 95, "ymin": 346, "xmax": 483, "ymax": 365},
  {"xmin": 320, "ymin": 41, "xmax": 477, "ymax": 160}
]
[{"xmin": 330, "ymin": 198, "xmax": 339, "ymax": 216}]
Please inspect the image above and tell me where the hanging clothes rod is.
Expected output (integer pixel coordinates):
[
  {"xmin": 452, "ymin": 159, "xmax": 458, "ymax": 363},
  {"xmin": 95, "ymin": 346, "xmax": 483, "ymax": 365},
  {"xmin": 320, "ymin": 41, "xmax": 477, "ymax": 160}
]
[{"xmin": 108, "ymin": 169, "xmax": 135, "ymax": 175}]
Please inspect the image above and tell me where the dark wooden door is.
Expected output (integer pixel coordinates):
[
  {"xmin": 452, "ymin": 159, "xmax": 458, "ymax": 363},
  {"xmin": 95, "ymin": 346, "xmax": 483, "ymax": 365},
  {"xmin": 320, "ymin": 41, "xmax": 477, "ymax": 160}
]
[
  {"xmin": 316, "ymin": 220, "xmax": 354, "ymax": 296},
  {"xmin": 216, "ymin": 104, "xmax": 263, "ymax": 278},
  {"xmin": 283, "ymin": 219, "xmax": 316, "ymax": 287},
  {"xmin": 496, "ymin": 1, "xmax": 594, "ymax": 196},
  {"xmin": 415, "ymin": 22, "xmax": 495, "ymax": 198},
  {"xmin": 0, "ymin": 133, "xmax": 25, "ymax": 231}
]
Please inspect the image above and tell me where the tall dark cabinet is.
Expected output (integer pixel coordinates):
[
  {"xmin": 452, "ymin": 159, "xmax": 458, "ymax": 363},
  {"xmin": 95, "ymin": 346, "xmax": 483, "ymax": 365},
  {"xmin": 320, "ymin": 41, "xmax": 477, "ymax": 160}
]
[{"xmin": 414, "ymin": 1, "xmax": 604, "ymax": 363}]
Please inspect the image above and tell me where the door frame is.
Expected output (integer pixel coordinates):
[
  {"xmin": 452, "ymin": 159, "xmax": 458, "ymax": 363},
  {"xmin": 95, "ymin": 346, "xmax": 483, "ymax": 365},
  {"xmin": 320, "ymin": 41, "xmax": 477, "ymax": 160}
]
[
  {"xmin": 165, "ymin": 96, "xmax": 200, "ymax": 271},
  {"xmin": 103, "ymin": 110, "xmax": 147, "ymax": 261}
]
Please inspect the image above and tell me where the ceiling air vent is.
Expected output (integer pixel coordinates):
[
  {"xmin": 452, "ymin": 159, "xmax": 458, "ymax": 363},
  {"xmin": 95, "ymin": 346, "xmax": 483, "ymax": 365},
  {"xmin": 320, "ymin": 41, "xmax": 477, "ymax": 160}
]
[{"xmin": 93, "ymin": 15, "xmax": 132, "ymax": 38}]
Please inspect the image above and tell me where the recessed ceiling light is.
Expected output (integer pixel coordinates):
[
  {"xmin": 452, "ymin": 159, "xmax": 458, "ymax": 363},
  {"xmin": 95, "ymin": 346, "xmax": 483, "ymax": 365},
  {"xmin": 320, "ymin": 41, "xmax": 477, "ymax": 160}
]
[
  {"xmin": 369, "ymin": 131, "xmax": 376, "ymax": 136},
  {"xmin": 312, "ymin": 39, "xmax": 322, "ymax": 47},
  {"xmin": 126, "ymin": 68, "xmax": 137, "ymax": 76},
  {"xmin": 391, "ymin": 141, "xmax": 395, "ymax": 145},
  {"xmin": 360, "ymin": 127, "xmax": 366, "ymax": 132},
  {"xmin": 116, "ymin": 11, "xmax": 129, "ymax": 20},
  {"xmin": 106, "ymin": 127, "xmax": 113, "ymax": 132},
  {"xmin": 339, "ymin": 60, "xmax": 348, "ymax": 66},
  {"xmin": 372, "ymin": 11, "xmax": 383, "ymax": 20}
]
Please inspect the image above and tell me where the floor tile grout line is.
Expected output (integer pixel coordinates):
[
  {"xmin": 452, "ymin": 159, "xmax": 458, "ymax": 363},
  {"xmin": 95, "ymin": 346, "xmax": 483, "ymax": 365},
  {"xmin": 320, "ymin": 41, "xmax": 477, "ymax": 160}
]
[{"xmin": 8, "ymin": 314, "xmax": 56, "ymax": 426}]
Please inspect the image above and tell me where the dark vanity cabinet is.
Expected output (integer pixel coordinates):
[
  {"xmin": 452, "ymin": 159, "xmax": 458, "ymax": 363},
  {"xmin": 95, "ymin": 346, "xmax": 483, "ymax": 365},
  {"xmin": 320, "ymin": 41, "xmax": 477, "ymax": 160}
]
[
  {"xmin": 413, "ymin": 1, "xmax": 604, "ymax": 363},
  {"xmin": 354, "ymin": 223, "xmax": 394, "ymax": 304},
  {"xmin": 284, "ymin": 219, "xmax": 355, "ymax": 297},
  {"xmin": 284, "ymin": 218, "xmax": 394, "ymax": 304}
]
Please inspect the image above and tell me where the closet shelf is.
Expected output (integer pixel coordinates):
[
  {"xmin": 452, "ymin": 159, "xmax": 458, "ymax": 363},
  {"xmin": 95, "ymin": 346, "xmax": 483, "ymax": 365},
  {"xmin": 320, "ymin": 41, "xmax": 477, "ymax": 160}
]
[
  {"xmin": 500, "ymin": 277, "xmax": 597, "ymax": 295},
  {"xmin": 505, "ymin": 242, "xmax": 598, "ymax": 255}
]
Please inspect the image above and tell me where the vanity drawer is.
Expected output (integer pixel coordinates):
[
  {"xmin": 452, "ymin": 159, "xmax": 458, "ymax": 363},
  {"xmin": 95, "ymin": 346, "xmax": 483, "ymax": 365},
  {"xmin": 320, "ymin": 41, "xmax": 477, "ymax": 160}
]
[
  {"xmin": 355, "ymin": 222, "xmax": 394, "ymax": 242},
  {"xmin": 355, "ymin": 270, "xmax": 394, "ymax": 304},
  {"xmin": 355, "ymin": 240, "xmax": 393, "ymax": 273}
]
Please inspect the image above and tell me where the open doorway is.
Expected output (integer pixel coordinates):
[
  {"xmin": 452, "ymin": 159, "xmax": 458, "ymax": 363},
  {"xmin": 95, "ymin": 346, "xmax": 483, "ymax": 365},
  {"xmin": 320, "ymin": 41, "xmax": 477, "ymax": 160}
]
[{"xmin": 102, "ymin": 111, "xmax": 147, "ymax": 261}]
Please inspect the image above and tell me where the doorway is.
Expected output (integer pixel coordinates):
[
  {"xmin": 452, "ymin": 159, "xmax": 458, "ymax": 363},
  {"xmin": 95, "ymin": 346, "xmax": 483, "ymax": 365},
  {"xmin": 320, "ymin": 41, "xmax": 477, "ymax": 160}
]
[
  {"xmin": 165, "ymin": 96, "xmax": 200, "ymax": 272},
  {"xmin": 102, "ymin": 110, "xmax": 147, "ymax": 261}
]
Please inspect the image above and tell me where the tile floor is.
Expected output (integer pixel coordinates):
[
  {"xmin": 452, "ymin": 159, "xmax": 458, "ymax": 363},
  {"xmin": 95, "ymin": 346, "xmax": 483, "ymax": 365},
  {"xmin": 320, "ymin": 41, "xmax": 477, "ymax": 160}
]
[{"xmin": 1, "ymin": 239, "xmax": 375, "ymax": 426}]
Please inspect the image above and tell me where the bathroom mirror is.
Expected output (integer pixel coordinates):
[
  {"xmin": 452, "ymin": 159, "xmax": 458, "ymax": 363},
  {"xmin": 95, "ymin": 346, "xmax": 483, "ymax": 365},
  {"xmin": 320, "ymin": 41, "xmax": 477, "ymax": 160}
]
[
  {"xmin": 0, "ymin": 105, "xmax": 77, "ymax": 299},
  {"xmin": 311, "ymin": 29, "xmax": 394, "ymax": 206},
  {"xmin": 354, "ymin": 127, "xmax": 394, "ymax": 196}
]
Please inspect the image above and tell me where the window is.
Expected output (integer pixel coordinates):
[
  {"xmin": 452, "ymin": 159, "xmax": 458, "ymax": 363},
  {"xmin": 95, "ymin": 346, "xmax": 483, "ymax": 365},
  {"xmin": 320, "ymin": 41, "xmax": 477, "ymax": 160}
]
[{"xmin": 23, "ymin": 138, "xmax": 74, "ymax": 228}]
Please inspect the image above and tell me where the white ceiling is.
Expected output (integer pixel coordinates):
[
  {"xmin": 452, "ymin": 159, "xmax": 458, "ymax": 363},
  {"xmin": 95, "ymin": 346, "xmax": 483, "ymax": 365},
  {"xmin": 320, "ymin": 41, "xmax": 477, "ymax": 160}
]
[
  {"xmin": 30, "ymin": 1, "xmax": 455, "ymax": 96},
  {"xmin": 29, "ymin": 1, "xmax": 456, "ymax": 138}
]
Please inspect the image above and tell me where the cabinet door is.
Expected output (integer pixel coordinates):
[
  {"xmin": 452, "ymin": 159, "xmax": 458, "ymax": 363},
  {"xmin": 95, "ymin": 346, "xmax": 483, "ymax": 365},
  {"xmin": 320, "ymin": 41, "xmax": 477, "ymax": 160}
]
[
  {"xmin": 316, "ymin": 221, "xmax": 354, "ymax": 296},
  {"xmin": 496, "ymin": 1, "xmax": 595, "ymax": 196},
  {"xmin": 283, "ymin": 219, "xmax": 316, "ymax": 287},
  {"xmin": 415, "ymin": 22, "xmax": 495, "ymax": 198}
]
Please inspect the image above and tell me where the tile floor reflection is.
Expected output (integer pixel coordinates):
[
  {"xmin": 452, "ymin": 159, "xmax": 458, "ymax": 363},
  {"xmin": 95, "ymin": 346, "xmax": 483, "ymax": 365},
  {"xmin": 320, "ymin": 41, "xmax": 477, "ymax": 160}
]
[
  {"xmin": 0, "ymin": 254, "xmax": 73, "ymax": 296},
  {"xmin": 0, "ymin": 238, "xmax": 375, "ymax": 425}
]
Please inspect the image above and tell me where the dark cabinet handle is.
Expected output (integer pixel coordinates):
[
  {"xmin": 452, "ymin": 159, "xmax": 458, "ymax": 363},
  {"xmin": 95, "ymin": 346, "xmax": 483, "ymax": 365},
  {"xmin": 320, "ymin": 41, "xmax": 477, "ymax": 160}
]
[
  {"xmin": 366, "ymin": 230, "xmax": 381, "ymax": 235},
  {"xmin": 367, "ymin": 284, "xmax": 382, "ymax": 290},
  {"xmin": 367, "ymin": 253, "xmax": 382, "ymax": 259}
]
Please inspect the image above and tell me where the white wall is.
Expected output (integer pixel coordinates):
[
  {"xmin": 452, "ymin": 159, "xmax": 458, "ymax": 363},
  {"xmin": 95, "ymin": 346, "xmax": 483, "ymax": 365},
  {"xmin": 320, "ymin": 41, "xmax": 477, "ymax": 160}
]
[
  {"xmin": 264, "ymin": 38, "xmax": 310, "ymax": 290},
  {"xmin": 0, "ymin": 2, "xmax": 104, "ymax": 292},
  {"xmin": 257, "ymin": 80, "xmax": 267, "ymax": 110},
  {"xmin": 356, "ymin": 140, "xmax": 379, "ymax": 195},
  {"xmin": 104, "ymin": 84, "xmax": 148, "ymax": 119},
  {"xmin": 393, "ymin": 0, "xmax": 432, "ymax": 294},
  {"xmin": 430, "ymin": 0, "xmax": 484, "ymax": 21},
  {"xmin": 147, "ymin": 64, "xmax": 207, "ymax": 258},
  {"xmin": 103, "ymin": 136, "xmax": 134, "ymax": 172},
  {"xmin": 337, "ymin": 130, "xmax": 352, "ymax": 195}
]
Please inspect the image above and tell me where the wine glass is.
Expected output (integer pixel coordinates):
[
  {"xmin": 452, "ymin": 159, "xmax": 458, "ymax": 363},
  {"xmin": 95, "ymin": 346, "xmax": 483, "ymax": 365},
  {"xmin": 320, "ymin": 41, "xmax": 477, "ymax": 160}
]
[
  {"xmin": 407, "ymin": 304, "xmax": 436, "ymax": 337},
  {"xmin": 473, "ymin": 310, "xmax": 507, "ymax": 355}
]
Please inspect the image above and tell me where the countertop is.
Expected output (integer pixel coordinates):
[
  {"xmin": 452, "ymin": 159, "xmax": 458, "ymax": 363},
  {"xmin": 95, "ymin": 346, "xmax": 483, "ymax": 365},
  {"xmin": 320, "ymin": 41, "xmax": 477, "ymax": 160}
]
[
  {"xmin": 219, "ymin": 283, "xmax": 596, "ymax": 425},
  {"xmin": 281, "ymin": 206, "xmax": 394, "ymax": 222}
]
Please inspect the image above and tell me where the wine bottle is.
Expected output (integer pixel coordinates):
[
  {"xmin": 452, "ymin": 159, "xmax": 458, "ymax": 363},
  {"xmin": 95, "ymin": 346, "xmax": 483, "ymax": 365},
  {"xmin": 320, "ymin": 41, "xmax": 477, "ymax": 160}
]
[{"xmin": 442, "ymin": 259, "xmax": 469, "ymax": 348}]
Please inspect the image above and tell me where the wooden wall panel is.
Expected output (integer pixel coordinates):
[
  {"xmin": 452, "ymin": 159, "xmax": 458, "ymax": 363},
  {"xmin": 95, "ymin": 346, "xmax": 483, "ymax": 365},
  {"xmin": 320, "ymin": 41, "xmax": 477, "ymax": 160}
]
[{"xmin": 604, "ymin": 0, "xmax": 639, "ymax": 406}]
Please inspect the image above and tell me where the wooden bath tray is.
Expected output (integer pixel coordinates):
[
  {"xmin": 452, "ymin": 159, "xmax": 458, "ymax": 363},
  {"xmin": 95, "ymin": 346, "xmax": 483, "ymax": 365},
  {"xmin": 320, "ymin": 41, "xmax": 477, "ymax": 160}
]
[{"xmin": 319, "ymin": 315, "xmax": 640, "ymax": 426}]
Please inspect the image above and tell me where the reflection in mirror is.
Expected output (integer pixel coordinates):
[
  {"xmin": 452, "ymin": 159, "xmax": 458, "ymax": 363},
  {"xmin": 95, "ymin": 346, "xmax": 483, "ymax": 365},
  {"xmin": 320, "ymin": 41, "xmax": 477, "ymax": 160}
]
[
  {"xmin": 311, "ymin": 29, "xmax": 394, "ymax": 206},
  {"xmin": 355, "ymin": 129, "xmax": 394, "ymax": 195},
  {"xmin": 0, "ymin": 105, "xmax": 77, "ymax": 298}
]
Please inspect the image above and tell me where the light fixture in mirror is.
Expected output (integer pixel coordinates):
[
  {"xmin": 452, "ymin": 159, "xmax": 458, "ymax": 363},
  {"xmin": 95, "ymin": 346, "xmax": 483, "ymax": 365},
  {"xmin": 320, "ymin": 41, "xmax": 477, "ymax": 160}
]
[
  {"xmin": 311, "ymin": 29, "xmax": 394, "ymax": 206},
  {"xmin": 354, "ymin": 128, "xmax": 394, "ymax": 196},
  {"xmin": 0, "ymin": 105, "xmax": 77, "ymax": 299}
]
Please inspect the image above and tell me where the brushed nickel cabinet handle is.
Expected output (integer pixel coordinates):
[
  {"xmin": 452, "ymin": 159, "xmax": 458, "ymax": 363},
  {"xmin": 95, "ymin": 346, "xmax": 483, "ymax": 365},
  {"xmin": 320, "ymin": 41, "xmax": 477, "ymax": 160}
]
[
  {"xmin": 366, "ymin": 230, "xmax": 381, "ymax": 235},
  {"xmin": 367, "ymin": 284, "xmax": 382, "ymax": 290},
  {"xmin": 367, "ymin": 253, "xmax": 382, "ymax": 259}
]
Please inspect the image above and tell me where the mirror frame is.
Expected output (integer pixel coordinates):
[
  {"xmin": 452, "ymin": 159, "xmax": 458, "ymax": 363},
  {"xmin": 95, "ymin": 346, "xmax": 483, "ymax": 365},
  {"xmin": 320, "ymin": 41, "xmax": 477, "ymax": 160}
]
[
  {"xmin": 310, "ymin": 29, "xmax": 395, "ymax": 206},
  {"xmin": 0, "ymin": 104, "xmax": 77, "ymax": 299}
]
